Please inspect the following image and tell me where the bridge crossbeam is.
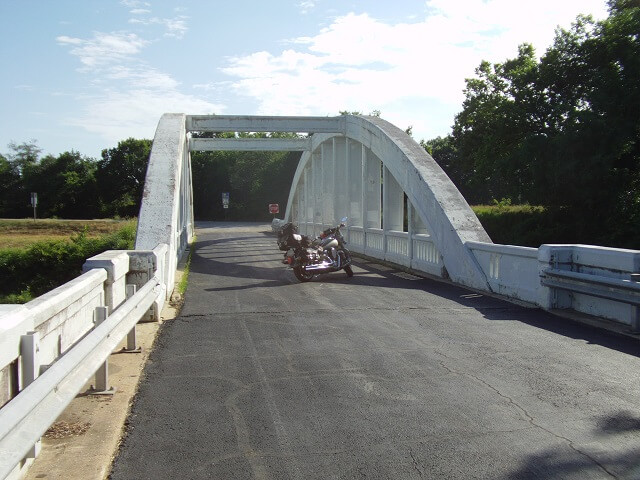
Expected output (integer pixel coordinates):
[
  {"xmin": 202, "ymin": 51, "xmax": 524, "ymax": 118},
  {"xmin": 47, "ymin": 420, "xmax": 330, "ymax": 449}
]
[
  {"xmin": 189, "ymin": 137, "xmax": 312, "ymax": 152},
  {"xmin": 186, "ymin": 115, "xmax": 345, "ymax": 134}
]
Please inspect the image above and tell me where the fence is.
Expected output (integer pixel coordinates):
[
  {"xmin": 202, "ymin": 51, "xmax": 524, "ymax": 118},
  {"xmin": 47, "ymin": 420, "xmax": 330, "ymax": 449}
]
[{"xmin": 0, "ymin": 244, "xmax": 167, "ymax": 480}]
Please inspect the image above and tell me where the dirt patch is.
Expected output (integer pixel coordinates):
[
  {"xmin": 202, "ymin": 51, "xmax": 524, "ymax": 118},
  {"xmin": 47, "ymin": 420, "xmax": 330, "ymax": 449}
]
[{"xmin": 44, "ymin": 421, "xmax": 91, "ymax": 439}]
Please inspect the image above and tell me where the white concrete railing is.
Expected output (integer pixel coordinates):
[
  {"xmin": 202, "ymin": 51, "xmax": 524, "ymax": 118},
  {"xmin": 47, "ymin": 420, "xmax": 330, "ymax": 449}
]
[
  {"xmin": 283, "ymin": 221, "xmax": 640, "ymax": 329},
  {"xmin": 344, "ymin": 227, "xmax": 444, "ymax": 277},
  {"xmin": 538, "ymin": 244, "xmax": 640, "ymax": 329},
  {"xmin": 467, "ymin": 241, "xmax": 540, "ymax": 305},
  {"xmin": 468, "ymin": 241, "xmax": 640, "ymax": 330},
  {"xmin": 0, "ymin": 244, "xmax": 167, "ymax": 480},
  {"xmin": 412, "ymin": 234, "xmax": 445, "ymax": 277}
]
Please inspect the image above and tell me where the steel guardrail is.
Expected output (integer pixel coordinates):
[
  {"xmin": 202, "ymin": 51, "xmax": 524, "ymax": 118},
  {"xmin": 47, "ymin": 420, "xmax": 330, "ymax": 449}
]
[
  {"xmin": 0, "ymin": 277, "xmax": 162, "ymax": 480},
  {"xmin": 541, "ymin": 268, "xmax": 640, "ymax": 306}
]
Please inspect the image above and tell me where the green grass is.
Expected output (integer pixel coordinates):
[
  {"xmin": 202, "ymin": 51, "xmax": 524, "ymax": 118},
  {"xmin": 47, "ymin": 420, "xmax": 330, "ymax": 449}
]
[
  {"xmin": 0, "ymin": 219, "xmax": 137, "ymax": 304},
  {"xmin": 0, "ymin": 218, "xmax": 135, "ymax": 248},
  {"xmin": 177, "ymin": 237, "xmax": 196, "ymax": 296}
]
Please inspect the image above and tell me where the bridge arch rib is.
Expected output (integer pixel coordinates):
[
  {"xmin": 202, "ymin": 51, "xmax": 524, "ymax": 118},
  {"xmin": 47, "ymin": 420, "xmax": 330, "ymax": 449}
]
[
  {"xmin": 284, "ymin": 115, "xmax": 493, "ymax": 290},
  {"xmin": 136, "ymin": 113, "xmax": 492, "ymax": 295}
]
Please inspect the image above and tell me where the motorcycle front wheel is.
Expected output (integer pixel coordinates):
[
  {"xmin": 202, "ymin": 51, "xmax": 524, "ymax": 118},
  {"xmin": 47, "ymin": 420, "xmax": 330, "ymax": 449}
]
[{"xmin": 293, "ymin": 266, "xmax": 314, "ymax": 282}]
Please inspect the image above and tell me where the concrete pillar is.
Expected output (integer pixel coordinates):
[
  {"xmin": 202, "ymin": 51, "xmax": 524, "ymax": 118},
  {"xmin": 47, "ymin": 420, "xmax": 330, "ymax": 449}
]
[
  {"xmin": 294, "ymin": 183, "xmax": 301, "ymax": 224},
  {"xmin": 333, "ymin": 137, "xmax": 348, "ymax": 221},
  {"xmin": 82, "ymin": 251, "xmax": 129, "ymax": 314},
  {"xmin": 364, "ymin": 148, "xmax": 381, "ymax": 229},
  {"xmin": 348, "ymin": 140, "xmax": 363, "ymax": 227},
  {"xmin": 312, "ymin": 151, "xmax": 322, "ymax": 234},
  {"xmin": 304, "ymin": 166, "xmax": 312, "ymax": 233},
  {"xmin": 321, "ymin": 141, "xmax": 335, "ymax": 227},
  {"xmin": 383, "ymin": 166, "xmax": 403, "ymax": 231}
]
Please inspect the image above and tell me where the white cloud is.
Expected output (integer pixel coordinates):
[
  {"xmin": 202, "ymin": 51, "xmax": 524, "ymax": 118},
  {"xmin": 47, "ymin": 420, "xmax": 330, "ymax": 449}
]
[
  {"xmin": 298, "ymin": 1, "xmax": 316, "ymax": 14},
  {"xmin": 105, "ymin": 66, "xmax": 179, "ymax": 90},
  {"xmin": 57, "ymin": 8, "xmax": 213, "ymax": 145},
  {"xmin": 66, "ymin": 89, "xmax": 223, "ymax": 143},
  {"xmin": 57, "ymin": 32, "xmax": 149, "ymax": 69},
  {"xmin": 222, "ymin": 0, "xmax": 608, "ymax": 139},
  {"xmin": 127, "ymin": 15, "xmax": 189, "ymax": 39},
  {"xmin": 120, "ymin": 0, "xmax": 150, "ymax": 8},
  {"xmin": 161, "ymin": 16, "xmax": 188, "ymax": 39}
]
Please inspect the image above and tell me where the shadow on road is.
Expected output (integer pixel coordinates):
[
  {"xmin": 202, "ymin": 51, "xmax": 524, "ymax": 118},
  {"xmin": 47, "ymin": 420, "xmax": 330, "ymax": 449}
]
[
  {"xmin": 505, "ymin": 410, "xmax": 640, "ymax": 479},
  {"xmin": 190, "ymin": 234, "xmax": 640, "ymax": 359}
]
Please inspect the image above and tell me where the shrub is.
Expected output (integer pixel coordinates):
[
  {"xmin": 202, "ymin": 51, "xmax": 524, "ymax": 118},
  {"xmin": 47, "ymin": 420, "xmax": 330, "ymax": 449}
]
[{"xmin": 0, "ymin": 223, "xmax": 136, "ymax": 303}]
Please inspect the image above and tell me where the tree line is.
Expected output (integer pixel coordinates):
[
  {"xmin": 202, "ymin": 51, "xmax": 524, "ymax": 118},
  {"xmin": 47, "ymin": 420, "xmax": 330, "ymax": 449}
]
[
  {"xmin": 0, "ymin": 138, "xmax": 151, "ymax": 219},
  {"xmin": 0, "ymin": 134, "xmax": 300, "ymax": 222},
  {"xmin": 0, "ymin": 0, "xmax": 637, "ymax": 246},
  {"xmin": 423, "ymin": 0, "xmax": 639, "ymax": 247}
]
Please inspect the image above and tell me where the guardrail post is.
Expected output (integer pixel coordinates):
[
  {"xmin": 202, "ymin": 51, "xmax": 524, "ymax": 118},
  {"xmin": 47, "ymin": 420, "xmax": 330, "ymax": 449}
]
[
  {"xmin": 90, "ymin": 306, "xmax": 115, "ymax": 395},
  {"xmin": 538, "ymin": 245, "xmax": 573, "ymax": 309},
  {"xmin": 631, "ymin": 273, "xmax": 640, "ymax": 333},
  {"xmin": 20, "ymin": 331, "xmax": 41, "ymax": 459},
  {"xmin": 121, "ymin": 284, "xmax": 141, "ymax": 353}
]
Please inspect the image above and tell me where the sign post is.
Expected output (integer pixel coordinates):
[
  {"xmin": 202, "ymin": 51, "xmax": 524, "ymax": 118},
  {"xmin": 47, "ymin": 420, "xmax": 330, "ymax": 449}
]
[
  {"xmin": 30, "ymin": 192, "xmax": 38, "ymax": 221},
  {"xmin": 221, "ymin": 192, "xmax": 230, "ymax": 220}
]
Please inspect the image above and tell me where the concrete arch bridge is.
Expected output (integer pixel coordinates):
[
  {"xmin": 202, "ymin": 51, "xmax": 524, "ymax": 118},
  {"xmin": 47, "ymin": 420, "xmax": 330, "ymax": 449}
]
[
  {"xmin": 2, "ymin": 113, "xmax": 640, "ymax": 479},
  {"xmin": 138, "ymin": 113, "xmax": 494, "ymax": 294},
  {"xmin": 138, "ymin": 113, "xmax": 640, "ymax": 326}
]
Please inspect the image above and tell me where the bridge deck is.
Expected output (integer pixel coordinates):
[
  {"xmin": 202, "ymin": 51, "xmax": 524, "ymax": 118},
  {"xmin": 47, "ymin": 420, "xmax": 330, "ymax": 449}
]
[{"xmin": 110, "ymin": 223, "xmax": 640, "ymax": 480}]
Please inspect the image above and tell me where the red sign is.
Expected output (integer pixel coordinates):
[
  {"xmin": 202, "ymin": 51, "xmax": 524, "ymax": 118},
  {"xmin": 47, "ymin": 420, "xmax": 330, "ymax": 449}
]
[{"xmin": 269, "ymin": 204, "xmax": 279, "ymax": 214}]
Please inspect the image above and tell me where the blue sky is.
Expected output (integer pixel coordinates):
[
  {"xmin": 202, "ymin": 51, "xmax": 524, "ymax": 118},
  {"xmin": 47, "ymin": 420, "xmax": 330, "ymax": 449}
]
[{"xmin": 0, "ymin": 0, "xmax": 609, "ymax": 160}]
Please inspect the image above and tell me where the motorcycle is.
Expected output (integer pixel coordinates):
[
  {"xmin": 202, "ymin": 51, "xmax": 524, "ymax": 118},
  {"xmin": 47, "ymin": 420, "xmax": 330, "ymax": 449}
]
[{"xmin": 277, "ymin": 217, "xmax": 354, "ymax": 282}]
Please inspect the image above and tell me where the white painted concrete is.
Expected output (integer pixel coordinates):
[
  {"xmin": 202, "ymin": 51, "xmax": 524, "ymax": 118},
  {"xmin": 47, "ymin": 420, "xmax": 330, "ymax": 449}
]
[
  {"xmin": 284, "ymin": 116, "xmax": 492, "ymax": 290},
  {"xmin": 136, "ymin": 113, "xmax": 194, "ymax": 297},
  {"xmin": 186, "ymin": 115, "xmax": 345, "ymax": 134},
  {"xmin": 0, "ymin": 244, "xmax": 169, "ymax": 480},
  {"xmin": 190, "ymin": 137, "xmax": 312, "ymax": 152}
]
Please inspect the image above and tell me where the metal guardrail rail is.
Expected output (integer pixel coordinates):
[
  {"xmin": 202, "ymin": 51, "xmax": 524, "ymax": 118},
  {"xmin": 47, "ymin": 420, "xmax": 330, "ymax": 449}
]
[
  {"xmin": 0, "ymin": 276, "xmax": 162, "ymax": 479},
  {"xmin": 541, "ymin": 268, "xmax": 640, "ymax": 307}
]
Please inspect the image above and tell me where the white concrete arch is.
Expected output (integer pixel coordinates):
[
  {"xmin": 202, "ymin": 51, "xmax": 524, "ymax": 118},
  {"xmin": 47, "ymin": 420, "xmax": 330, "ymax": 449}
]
[
  {"xmin": 285, "ymin": 115, "xmax": 492, "ymax": 290},
  {"xmin": 135, "ymin": 113, "xmax": 491, "ymax": 293}
]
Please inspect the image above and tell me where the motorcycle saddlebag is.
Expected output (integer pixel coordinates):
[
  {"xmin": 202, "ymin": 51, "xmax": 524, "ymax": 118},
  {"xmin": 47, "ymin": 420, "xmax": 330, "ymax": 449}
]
[{"xmin": 277, "ymin": 222, "xmax": 298, "ymax": 250}]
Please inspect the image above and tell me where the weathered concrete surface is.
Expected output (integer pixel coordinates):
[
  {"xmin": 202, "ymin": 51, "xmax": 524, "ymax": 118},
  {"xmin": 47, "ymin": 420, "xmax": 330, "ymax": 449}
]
[
  {"xmin": 285, "ymin": 115, "xmax": 492, "ymax": 291},
  {"xmin": 20, "ymin": 258, "xmax": 187, "ymax": 480},
  {"xmin": 110, "ymin": 223, "xmax": 640, "ymax": 480}
]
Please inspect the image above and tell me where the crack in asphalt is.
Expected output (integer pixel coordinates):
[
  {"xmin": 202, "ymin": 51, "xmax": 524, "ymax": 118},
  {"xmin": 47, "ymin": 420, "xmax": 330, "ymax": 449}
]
[
  {"xmin": 408, "ymin": 446, "xmax": 425, "ymax": 477},
  {"xmin": 434, "ymin": 350, "xmax": 618, "ymax": 479}
]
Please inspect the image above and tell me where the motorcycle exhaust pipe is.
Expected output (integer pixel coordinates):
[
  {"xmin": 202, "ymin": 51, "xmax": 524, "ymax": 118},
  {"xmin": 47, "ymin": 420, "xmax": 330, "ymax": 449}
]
[{"xmin": 304, "ymin": 261, "xmax": 334, "ymax": 271}]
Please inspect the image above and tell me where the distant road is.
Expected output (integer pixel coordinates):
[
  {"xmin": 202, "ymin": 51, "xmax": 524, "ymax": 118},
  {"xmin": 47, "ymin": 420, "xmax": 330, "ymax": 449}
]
[{"xmin": 110, "ymin": 222, "xmax": 640, "ymax": 480}]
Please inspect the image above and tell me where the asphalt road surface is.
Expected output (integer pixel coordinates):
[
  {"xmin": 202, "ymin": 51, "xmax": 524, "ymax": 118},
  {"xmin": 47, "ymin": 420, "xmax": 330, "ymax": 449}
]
[{"xmin": 110, "ymin": 222, "xmax": 640, "ymax": 480}]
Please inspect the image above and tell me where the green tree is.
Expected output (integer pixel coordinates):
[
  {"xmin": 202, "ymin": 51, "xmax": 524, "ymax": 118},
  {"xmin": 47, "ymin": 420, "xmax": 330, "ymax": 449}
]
[
  {"xmin": 0, "ymin": 154, "xmax": 23, "ymax": 217},
  {"xmin": 22, "ymin": 151, "xmax": 98, "ymax": 219},
  {"xmin": 428, "ymin": 1, "xmax": 639, "ymax": 246},
  {"xmin": 7, "ymin": 140, "xmax": 41, "ymax": 177},
  {"xmin": 97, "ymin": 138, "xmax": 152, "ymax": 217},
  {"xmin": 190, "ymin": 132, "xmax": 300, "ymax": 221},
  {"xmin": 451, "ymin": 43, "xmax": 540, "ymax": 204}
]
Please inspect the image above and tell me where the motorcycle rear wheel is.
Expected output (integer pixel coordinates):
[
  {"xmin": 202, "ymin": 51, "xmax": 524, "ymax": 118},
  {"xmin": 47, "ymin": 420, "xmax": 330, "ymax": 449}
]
[
  {"xmin": 344, "ymin": 265, "xmax": 354, "ymax": 277},
  {"xmin": 293, "ymin": 266, "xmax": 314, "ymax": 282}
]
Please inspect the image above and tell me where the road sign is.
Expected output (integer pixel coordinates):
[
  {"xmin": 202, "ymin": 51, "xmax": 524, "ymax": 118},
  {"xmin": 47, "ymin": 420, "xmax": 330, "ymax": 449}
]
[
  {"xmin": 222, "ymin": 192, "xmax": 230, "ymax": 206},
  {"xmin": 269, "ymin": 204, "xmax": 279, "ymax": 214},
  {"xmin": 30, "ymin": 192, "xmax": 38, "ymax": 221}
]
